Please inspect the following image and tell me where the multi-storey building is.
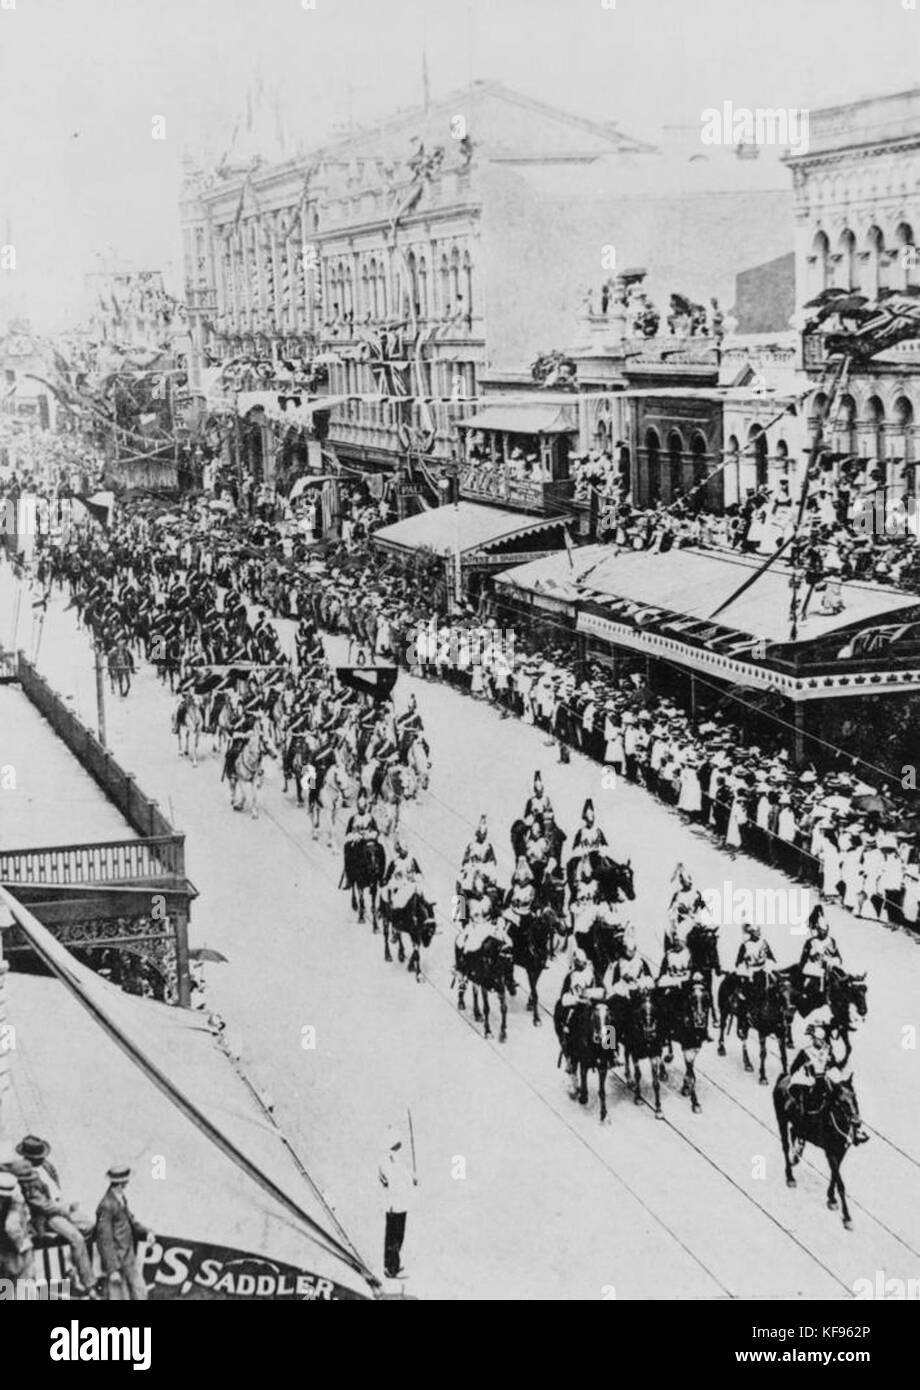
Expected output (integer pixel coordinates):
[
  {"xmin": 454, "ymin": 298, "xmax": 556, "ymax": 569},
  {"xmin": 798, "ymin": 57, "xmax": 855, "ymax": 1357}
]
[{"xmin": 786, "ymin": 86, "xmax": 920, "ymax": 490}]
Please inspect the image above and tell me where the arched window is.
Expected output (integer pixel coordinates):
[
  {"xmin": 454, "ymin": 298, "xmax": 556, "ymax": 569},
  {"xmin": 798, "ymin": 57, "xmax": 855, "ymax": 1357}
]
[
  {"xmin": 417, "ymin": 256, "xmax": 428, "ymax": 319},
  {"xmin": 450, "ymin": 247, "xmax": 461, "ymax": 306},
  {"xmin": 865, "ymin": 226, "xmax": 886, "ymax": 298},
  {"xmin": 361, "ymin": 261, "xmax": 370, "ymax": 317},
  {"xmin": 463, "ymin": 250, "xmax": 473, "ymax": 322},
  {"xmin": 809, "ymin": 230, "xmax": 831, "ymax": 298},
  {"xmin": 645, "ymin": 428, "xmax": 661, "ymax": 507},
  {"xmin": 690, "ymin": 432, "xmax": 708, "ymax": 489},
  {"xmin": 775, "ymin": 439, "xmax": 789, "ymax": 473},
  {"xmin": 894, "ymin": 222, "xmax": 917, "ymax": 291},
  {"xmin": 439, "ymin": 255, "xmax": 450, "ymax": 317},
  {"xmin": 378, "ymin": 259, "xmax": 388, "ymax": 318},
  {"xmin": 836, "ymin": 229, "xmax": 857, "ymax": 290},
  {"xmin": 834, "ymin": 394, "xmax": 857, "ymax": 459},
  {"xmin": 748, "ymin": 424, "xmax": 768, "ymax": 489},
  {"xmin": 406, "ymin": 250, "xmax": 418, "ymax": 318},
  {"xmin": 368, "ymin": 258, "xmax": 379, "ymax": 319},
  {"xmin": 893, "ymin": 396, "xmax": 915, "ymax": 476},
  {"xmin": 667, "ymin": 430, "xmax": 684, "ymax": 500},
  {"xmin": 865, "ymin": 395, "xmax": 885, "ymax": 485}
]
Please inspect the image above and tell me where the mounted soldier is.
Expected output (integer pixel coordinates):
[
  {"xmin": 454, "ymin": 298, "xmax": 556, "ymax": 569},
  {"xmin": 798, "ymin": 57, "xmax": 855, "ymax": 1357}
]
[{"xmin": 798, "ymin": 905, "xmax": 844, "ymax": 1016}]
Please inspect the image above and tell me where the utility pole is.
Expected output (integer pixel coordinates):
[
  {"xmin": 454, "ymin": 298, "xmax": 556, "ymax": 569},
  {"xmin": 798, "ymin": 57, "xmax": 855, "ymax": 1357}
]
[{"xmin": 94, "ymin": 642, "xmax": 107, "ymax": 747}]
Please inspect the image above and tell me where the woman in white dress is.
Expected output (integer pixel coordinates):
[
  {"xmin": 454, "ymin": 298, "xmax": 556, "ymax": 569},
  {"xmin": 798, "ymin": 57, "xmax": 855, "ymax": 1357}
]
[
  {"xmin": 726, "ymin": 783, "xmax": 748, "ymax": 850},
  {"xmin": 604, "ymin": 714, "xmax": 625, "ymax": 773},
  {"xmin": 900, "ymin": 845, "xmax": 920, "ymax": 927},
  {"xmin": 677, "ymin": 757, "xmax": 702, "ymax": 816}
]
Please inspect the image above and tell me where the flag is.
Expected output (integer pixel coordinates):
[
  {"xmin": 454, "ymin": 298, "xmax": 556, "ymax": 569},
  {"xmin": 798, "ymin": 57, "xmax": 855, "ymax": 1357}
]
[{"xmin": 336, "ymin": 665, "xmax": 398, "ymax": 702}]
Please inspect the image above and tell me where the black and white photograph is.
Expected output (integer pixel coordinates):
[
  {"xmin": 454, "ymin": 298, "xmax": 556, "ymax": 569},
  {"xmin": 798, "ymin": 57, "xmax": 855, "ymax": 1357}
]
[{"xmin": 0, "ymin": 0, "xmax": 918, "ymax": 1352}]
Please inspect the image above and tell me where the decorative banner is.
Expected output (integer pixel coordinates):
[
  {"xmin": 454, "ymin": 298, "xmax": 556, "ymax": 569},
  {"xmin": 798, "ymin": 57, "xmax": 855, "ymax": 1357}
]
[{"xmin": 140, "ymin": 1236, "xmax": 369, "ymax": 1301}]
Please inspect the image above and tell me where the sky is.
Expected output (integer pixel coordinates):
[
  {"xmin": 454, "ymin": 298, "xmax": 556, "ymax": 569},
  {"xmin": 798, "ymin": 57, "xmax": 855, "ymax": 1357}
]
[{"xmin": 0, "ymin": 0, "xmax": 917, "ymax": 332}]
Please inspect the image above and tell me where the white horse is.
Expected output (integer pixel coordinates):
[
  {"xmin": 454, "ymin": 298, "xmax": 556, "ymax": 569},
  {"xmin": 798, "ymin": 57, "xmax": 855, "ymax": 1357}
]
[
  {"xmin": 405, "ymin": 735, "xmax": 431, "ymax": 794},
  {"xmin": 228, "ymin": 719, "xmax": 276, "ymax": 818},
  {"xmin": 318, "ymin": 760, "xmax": 358, "ymax": 847},
  {"xmin": 173, "ymin": 691, "xmax": 204, "ymax": 768}
]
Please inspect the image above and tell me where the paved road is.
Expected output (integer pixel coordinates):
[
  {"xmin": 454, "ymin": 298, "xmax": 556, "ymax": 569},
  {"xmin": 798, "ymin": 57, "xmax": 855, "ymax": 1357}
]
[{"xmin": 3, "ymin": 562, "xmax": 919, "ymax": 1299}]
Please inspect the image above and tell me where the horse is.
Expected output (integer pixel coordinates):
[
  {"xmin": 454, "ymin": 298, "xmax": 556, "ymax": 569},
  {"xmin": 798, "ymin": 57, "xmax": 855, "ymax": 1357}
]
[
  {"xmin": 773, "ymin": 1074, "xmax": 864, "ymax": 1228},
  {"xmin": 823, "ymin": 968, "xmax": 868, "ymax": 1062},
  {"xmin": 172, "ymin": 690, "xmax": 204, "ymax": 767},
  {"xmin": 382, "ymin": 889, "xmax": 436, "ymax": 978},
  {"xmin": 659, "ymin": 976, "xmax": 711, "ymax": 1113},
  {"xmin": 402, "ymin": 732, "xmax": 430, "ymax": 793},
  {"xmin": 455, "ymin": 937, "xmax": 510, "ymax": 1043},
  {"xmin": 227, "ymin": 720, "xmax": 276, "ymax": 818},
  {"xmin": 554, "ymin": 998, "xmax": 617, "ymax": 1122},
  {"xmin": 282, "ymin": 732, "xmax": 310, "ymax": 806},
  {"xmin": 506, "ymin": 906, "xmax": 558, "ymax": 1025},
  {"xmin": 343, "ymin": 836, "xmax": 386, "ymax": 927},
  {"xmin": 612, "ymin": 985, "xmax": 665, "ymax": 1116},
  {"xmin": 318, "ymin": 760, "xmax": 357, "ymax": 846},
  {"xmin": 575, "ymin": 911, "xmax": 629, "ymax": 978},
  {"xmin": 686, "ymin": 922, "xmax": 721, "ymax": 1029},
  {"xmin": 718, "ymin": 968, "xmax": 795, "ymax": 1083}
]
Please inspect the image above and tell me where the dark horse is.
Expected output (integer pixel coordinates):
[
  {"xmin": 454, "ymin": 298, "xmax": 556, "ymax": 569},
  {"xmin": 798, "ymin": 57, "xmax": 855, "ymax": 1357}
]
[
  {"xmin": 554, "ymin": 998, "xmax": 617, "ymax": 1122},
  {"xmin": 718, "ymin": 969, "xmax": 795, "ymax": 1083},
  {"xmin": 773, "ymin": 1074, "xmax": 865, "ymax": 1228},
  {"xmin": 686, "ymin": 922, "xmax": 721, "ymax": 1029},
  {"xmin": 282, "ymin": 732, "xmax": 309, "ymax": 806},
  {"xmin": 659, "ymin": 977, "xmax": 711, "ymax": 1113},
  {"xmin": 455, "ymin": 937, "xmax": 510, "ymax": 1042},
  {"xmin": 824, "ymin": 968, "xmax": 868, "ymax": 1061},
  {"xmin": 565, "ymin": 852, "xmax": 636, "ymax": 908},
  {"xmin": 382, "ymin": 890, "xmax": 436, "ymax": 978},
  {"xmin": 506, "ymin": 906, "xmax": 558, "ymax": 1025},
  {"xmin": 343, "ymin": 838, "xmax": 387, "ymax": 927},
  {"xmin": 612, "ymin": 985, "xmax": 665, "ymax": 1116}
]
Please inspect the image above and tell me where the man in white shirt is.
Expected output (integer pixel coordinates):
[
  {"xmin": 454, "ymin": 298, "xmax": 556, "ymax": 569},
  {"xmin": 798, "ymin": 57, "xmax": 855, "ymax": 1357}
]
[{"xmin": 378, "ymin": 1124, "xmax": 417, "ymax": 1279}]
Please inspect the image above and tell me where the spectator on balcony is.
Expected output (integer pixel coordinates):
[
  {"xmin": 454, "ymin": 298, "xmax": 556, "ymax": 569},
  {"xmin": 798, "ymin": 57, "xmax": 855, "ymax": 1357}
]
[
  {"xmin": 10, "ymin": 1135, "xmax": 96, "ymax": 1296},
  {"xmin": 0, "ymin": 1164, "xmax": 34, "ymax": 1284}
]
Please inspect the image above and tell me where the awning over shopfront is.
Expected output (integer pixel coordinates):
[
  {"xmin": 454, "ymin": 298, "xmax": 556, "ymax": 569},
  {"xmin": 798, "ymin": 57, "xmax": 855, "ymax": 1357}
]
[
  {"xmin": 496, "ymin": 545, "xmax": 920, "ymax": 701},
  {"xmin": 457, "ymin": 405, "xmax": 576, "ymax": 435},
  {"xmin": 371, "ymin": 501, "xmax": 568, "ymax": 562},
  {"xmin": 2, "ymin": 886, "xmax": 377, "ymax": 1300}
]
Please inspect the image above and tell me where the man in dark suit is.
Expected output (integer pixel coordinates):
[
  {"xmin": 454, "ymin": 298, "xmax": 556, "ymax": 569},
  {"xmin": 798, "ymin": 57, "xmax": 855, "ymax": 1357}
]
[{"xmin": 95, "ymin": 1164, "xmax": 153, "ymax": 1301}]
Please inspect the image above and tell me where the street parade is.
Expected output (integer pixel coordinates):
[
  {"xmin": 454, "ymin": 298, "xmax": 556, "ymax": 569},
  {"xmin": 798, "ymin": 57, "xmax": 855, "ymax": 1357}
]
[{"xmin": 0, "ymin": 0, "xmax": 918, "ymax": 1361}]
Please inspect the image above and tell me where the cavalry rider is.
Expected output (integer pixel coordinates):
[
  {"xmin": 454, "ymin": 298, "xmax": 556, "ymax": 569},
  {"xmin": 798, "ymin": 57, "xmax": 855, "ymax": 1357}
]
[
  {"xmin": 788, "ymin": 1020, "xmax": 869, "ymax": 1143},
  {"xmin": 668, "ymin": 862, "xmax": 701, "ymax": 919},
  {"xmin": 523, "ymin": 813, "xmax": 552, "ymax": 890},
  {"xmin": 505, "ymin": 856, "xmax": 536, "ymax": 923},
  {"xmin": 222, "ymin": 699, "xmax": 253, "ymax": 782},
  {"xmin": 734, "ymin": 919, "xmax": 776, "ymax": 980},
  {"xmin": 383, "ymin": 837, "xmax": 430, "ymax": 914},
  {"xmin": 605, "ymin": 931, "xmax": 652, "ymax": 998},
  {"xmin": 658, "ymin": 924, "xmax": 693, "ymax": 991},
  {"xmin": 457, "ymin": 871, "xmax": 500, "ymax": 953},
  {"xmin": 524, "ymin": 770, "xmax": 553, "ymax": 824},
  {"xmin": 798, "ymin": 905, "xmax": 844, "ymax": 1013},
  {"xmin": 395, "ymin": 693, "xmax": 424, "ymax": 751},
  {"xmin": 459, "ymin": 816, "xmax": 499, "ymax": 904},
  {"xmin": 344, "ymin": 786, "xmax": 381, "ymax": 847},
  {"xmin": 571, "ymin": 798, "xmax": 608, "ymax": 863},
  {"xmin": 365, "ymin": 711, "xmax": 400, "ymax": 799},
  {"xmin": 557, "ymin": 948, "xmax": 603, "ymax": 1072}
]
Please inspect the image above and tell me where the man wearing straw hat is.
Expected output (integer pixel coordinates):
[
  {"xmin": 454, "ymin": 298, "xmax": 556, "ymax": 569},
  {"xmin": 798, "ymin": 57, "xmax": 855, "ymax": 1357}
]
[{"xmin": 95, "ymin": 1162, "xmax": 153, "ymax": 1301}]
